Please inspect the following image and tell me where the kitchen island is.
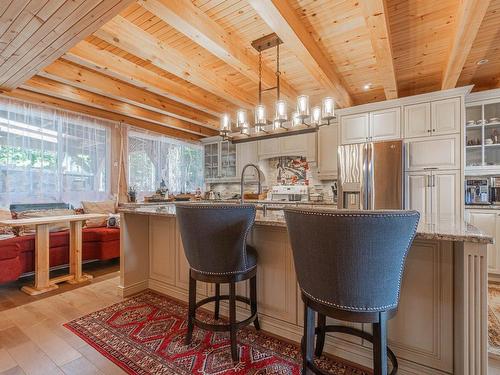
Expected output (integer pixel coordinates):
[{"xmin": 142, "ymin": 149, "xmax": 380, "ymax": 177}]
[{"xmin": 119, "ymin": 204, "xmax": 492, "ymax": 375}]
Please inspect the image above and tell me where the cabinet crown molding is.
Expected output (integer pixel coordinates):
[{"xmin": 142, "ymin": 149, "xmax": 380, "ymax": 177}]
[{"xmin": 337, "ymin": 86, "xmax": 472, "ymax": 117}]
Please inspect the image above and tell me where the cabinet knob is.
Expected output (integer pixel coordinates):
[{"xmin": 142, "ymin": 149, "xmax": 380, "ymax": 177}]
[
  {"xmin": 432, "ymin": 129, "xmax": 436, "ymax": 132},
  {"xmin": 427, "ymin": 129, "xmax": 431, "ymax": 133}
]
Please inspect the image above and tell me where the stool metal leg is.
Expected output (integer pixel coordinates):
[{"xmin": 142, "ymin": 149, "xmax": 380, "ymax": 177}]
[
  {"xmin": 373, "ymin": 311, "xmax": 388, "ymax": 375},
  {"xmin": 302, "ymin": 303, "xmax": 315, "ymax": 375},
  {"xmin": 185, "ymin": 274, "xmax": 197, "ymax": 345},
  {"xmin": 229, "ymin": 282, "xmax": 238, "ymax": 362},
  {"xmin": 214, "ymin": 283, "xmax": 220, "ymax": 320},
  {"xmin": 250, "ymin": 275, "xmax": 260, "ymax": 330},
  {"xmin": 315, "ymin": 313, "xmax": 326, "ymax": 357}
]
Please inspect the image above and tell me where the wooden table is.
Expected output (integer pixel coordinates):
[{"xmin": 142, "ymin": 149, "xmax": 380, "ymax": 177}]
[{"xmin": 0, "ymin": 214, "xmax": 107, "ymax": 295}]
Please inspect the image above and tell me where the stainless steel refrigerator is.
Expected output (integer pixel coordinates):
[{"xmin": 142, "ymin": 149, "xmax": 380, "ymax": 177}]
[{"xmin": 337, "ymin": 140, "xmax": 403, "ymax": 210}]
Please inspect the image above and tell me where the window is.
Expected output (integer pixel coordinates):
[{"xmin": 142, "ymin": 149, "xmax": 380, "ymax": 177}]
[
  {"xmin": 128, "ymin": 129, "xmax": 203, "ymax": 196},
  {"xmin": 0, "ymin": 98, "xmax": 111, "ymax": 208}
]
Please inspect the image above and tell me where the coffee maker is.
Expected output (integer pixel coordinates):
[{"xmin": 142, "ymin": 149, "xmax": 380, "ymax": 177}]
[
  {"xmin": 465, "ymin": 177, "xmax": 490, "ymax": 205},
  {"xmin": 490, "ymin": 177, "xmax": 500, "ymax": 205}
]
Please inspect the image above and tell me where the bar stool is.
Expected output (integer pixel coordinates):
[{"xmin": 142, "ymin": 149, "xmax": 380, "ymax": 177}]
[
  {"xmin": 284, "ymin": 209, "xmax": 419, "ymax": 375},
  {"xmin": 175, "ymin": 203, "xmax": 260, "ymax": 363}
]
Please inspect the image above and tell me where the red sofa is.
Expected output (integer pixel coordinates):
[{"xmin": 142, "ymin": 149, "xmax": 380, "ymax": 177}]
[{"xmin": 0, "ymin": 227, "xmax": 120, "ymax": 284}]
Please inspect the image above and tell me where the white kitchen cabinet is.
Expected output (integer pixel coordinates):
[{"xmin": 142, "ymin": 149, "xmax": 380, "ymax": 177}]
[
  {"xmin": 317, "ymin": 123, "xmax": 338, "ymax": 179},
  {"xmin": 237, "ymin": 141, "xmax": 259, "ymax": 180},
  {"xmin": 405, "ymin": 133, "xmax": 460, "ymax": 171},
  {"xmin": 465, "ymin": 209, "xmax": 500, "ymax": 275},
  {"xmin": 257, "ymin": 133, "xmax": 316, "ymax": 161},
  {"xmin": 340, "ymin": 108, "xmax": 400, "ymax": 145},
  {"xmin": 432, "ymin": 97, "xmax": 461, "ymax": 136},
  {"xmin": 340, "ymin": 113, "xmax": 369, "ymax": 144},
  {"xmin": 203, "ymin": 138, "xmax": 237, "ymax": 182},
  {"xmin": 370, "ymin": 107, "xmax": 401, "ymax": 141},
  {"xmin": 405, "ymin": 169, "xmax": 460, "ymax": 223},
  {"xmin": 404, "ymin": 103, "xmax": 431, "ymax": 138},
  {"xmin": 404, "ymin": 98, "xmax": 460, "ymax": 139}
]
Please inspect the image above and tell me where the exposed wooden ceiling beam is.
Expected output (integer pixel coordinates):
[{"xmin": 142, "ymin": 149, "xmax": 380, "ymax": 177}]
[
  {"xmin": 360, "ymin": 0, "xmax": 398, "ymax": 99},
  {"xmin": 0, "ymin": 0, "xmax": 135, "ymax": 91},
  {"xmin": 2, "ymin": 89, "xmax": 202, "ymax": 141},
  {"xmin": 247, "ymin": 0, "xmax": 353, "ymax": 108},
  {"xmin": 64, "ymin": 41, "xmax": 235, "ymax": 116},
  {"xmin": 94, "ymin": 16, "xmax": 256, "ymax": 109},
  {"xmin": 442, "ymin": 0, "xmax": 491, "ymax": 90},
  {"xmin": 22, "ymin": 76, "xmax": 218, "ymax": 137},
  {"xmin": 40, "ymin": 59, "xmax": 218, "ymax": 128},
  {"xmin": 138, "ymin": 0, "xmax": 298, "ymax": 101}
]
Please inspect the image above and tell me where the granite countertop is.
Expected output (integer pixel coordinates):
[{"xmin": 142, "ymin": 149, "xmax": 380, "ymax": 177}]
[
  {"xmin": 119, "ymin": 204, "xmax": 493, "ymax": 244},
  {"xmin": 465, "ymin": 204, "xmax": 500, "ymax": 210}
]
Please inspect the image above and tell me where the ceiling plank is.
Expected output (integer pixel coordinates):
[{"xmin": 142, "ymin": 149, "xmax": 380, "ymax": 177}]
[
  {"xmin": 2, "ymin": 89, "xmax": 202, "ymax": 141},
  {"xmin": 40, "ymin": 59, "xmax": 218, "ymax": 128},
  {"xmin": 0, "ymin": 0, "xmax": 135, "ymax": 91},
  {"xmin": 22, "ymin": 76, "xmax": 218, "ymax": 137},
  {"xmin": 138, "ymin": 0, "xmax": 298, "ymax": 101},
  {"xmin": 247, "ymin": 0, "xmax": 353, "ymax": 108},
  {"xmin": 64, "ymin": 41, "xmax": 235, "ymax": 116},
  {"xmin": 359, "ymin": 0, "xmax": 398, "ymax": 99},
  {"xmin": 441, "ymin": 0, "xmax": 491, "ymax": 90},
  {"xmin": 94, "ymin": 16, "xmax": 256, "ymax": 109}
]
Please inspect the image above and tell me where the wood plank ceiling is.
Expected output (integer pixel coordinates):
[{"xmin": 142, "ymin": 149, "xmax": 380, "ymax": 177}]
[{"xmin": 1, "ymin": 0, "xmax": 500, "ymax": 141}]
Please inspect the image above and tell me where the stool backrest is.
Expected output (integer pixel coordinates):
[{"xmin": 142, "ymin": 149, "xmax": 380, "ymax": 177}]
[
  {"xmin": 176, "ymin": 203, "xmax": 256, "ymax": 275},
  {"xmin": 284, "ymin": 209, "xmax": 419, "ymax": 313}
]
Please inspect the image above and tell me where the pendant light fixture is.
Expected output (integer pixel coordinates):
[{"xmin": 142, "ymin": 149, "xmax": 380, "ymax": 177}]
[{"xmin": 219, "ymin": 33, "xmax": 337, "ymax": 144}]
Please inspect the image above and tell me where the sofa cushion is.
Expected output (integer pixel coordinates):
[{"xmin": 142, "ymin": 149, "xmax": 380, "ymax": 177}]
[
  {"xmin": 83, "ymin": 227, "xmax": 120, "ymax": 242},
  {"xmin": 82, "ymin": 200, "xmax": 116, "ymax": 228},
  {"xmin": 0, "ymin": 237, "xmax": 20, "ymax": 260}
]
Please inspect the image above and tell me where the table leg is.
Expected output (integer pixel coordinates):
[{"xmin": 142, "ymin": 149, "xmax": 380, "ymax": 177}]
[
  {"xmin": 68, "ymin": 220, "xmax": 93, "ymax": 284},
  {"xmin": 21, "ymin": 224, "xmax": 58, "ymax": 295}
]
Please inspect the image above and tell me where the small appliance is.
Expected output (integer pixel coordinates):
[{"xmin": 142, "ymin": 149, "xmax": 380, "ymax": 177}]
[
  {"xmin": 465, "ymin": 177, "xmax": 490, "ymax": 205},
  {"xmin": 490, "ymin": 177, "xmax": 500, "ymax": 205},
  {"xmin": 269, "ymin": 185, "xmax": 309, "ymax": 202}
]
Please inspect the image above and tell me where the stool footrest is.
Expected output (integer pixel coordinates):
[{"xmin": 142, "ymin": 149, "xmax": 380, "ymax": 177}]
[
  {"xmin": 308, "ymin": 325, "xmax": 398, "ymax": 375},
  {"xmin": 192, "ymin": 294, "xmax": 257, "ymax": 333}
]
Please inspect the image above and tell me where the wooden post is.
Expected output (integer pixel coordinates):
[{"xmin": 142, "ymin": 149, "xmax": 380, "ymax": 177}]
[
  {"xmin": 21, "ymin": 224, "xmax": 58, "ymax": 295},
  {"xmin": 68, "ymin": 220, "xmax": 92, "ymax": 284}
]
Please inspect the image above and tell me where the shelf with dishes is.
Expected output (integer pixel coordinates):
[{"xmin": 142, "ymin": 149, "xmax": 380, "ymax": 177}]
[{"xmin": 466, "ymin": 101, "xmax": 500, "ymax": 169}]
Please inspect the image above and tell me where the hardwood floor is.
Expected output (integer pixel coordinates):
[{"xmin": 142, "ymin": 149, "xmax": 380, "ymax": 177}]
[
  {"xmin": 0, "ymin": 260, "xmax": 119, "ymax": 312},
  {"xmin": 0, "ymin": 267, "xmax": 126, "ymax": 375}
]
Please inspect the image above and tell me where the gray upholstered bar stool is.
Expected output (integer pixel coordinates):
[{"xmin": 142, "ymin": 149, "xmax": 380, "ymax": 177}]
[
  {"xmin": 284, "ymin": 209, "xmax": 419, "ymax": 375},
  {"xmin": 175, "ymin": 203, "xmax": 260, "ymax": 363}
]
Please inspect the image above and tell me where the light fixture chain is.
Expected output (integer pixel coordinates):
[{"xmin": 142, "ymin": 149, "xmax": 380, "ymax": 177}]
[{"xmin": 258, "ymin": 50, "xmax": 262, "ymax": 104}]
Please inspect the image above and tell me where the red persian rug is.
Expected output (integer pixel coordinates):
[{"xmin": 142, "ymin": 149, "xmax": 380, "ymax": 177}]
[{"xmin": 64, "ymin": 291, "xmax": 369, "ymax": 375}]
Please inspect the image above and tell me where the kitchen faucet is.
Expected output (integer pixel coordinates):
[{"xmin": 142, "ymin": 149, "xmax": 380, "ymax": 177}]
[{"xmin": 240, "ymin": 163, "xmax": 262, "ymax": 204}]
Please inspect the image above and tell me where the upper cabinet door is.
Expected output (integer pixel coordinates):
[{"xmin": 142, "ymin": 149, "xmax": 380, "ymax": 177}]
[
  {"xmin": 405, "ymin": 134, "xmax": 460, "ymax": 171},
  {"xmin": 404, "ymin": 103, "xmax": 431, "ymax": 138},
  {"xmin": 370, "ymin": 107, "xmax": 401, "ymax": 141},
  {"xmin": 237, "ymin": 142, "xmax": 258, "ymax": 180},
  {"xmin": 431, "ymin": 97, "xmax": 461, "ymax": 136},
  {"xmin": 317, "ymin": 123, "xmax": 338, "ymax": 178},
  {"xmin": 280, "ymin": 134, "xmax": 307, "ymax": 156},
  {"xmin": 340, "ymin": 113, "xmax": 369, "ymax": 144}
]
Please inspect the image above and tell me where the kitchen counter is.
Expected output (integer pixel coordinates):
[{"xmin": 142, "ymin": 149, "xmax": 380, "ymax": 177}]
[
  {"xmin": 119, "ymin": 205, "xmax": 489, "ymax": 374},
  {"xmin": 119, "ymin": 204, "xmax": 493, "ymax": 244}
]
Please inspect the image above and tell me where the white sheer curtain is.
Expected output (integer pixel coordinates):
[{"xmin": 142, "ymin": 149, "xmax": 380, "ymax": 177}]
[
  {"xmin": 128, "ymin": 128, "xmax": 203, "ymax": 198},
  {"xmin": 0, "ymin": 98, "xmax": 112, "ymax": 208}
]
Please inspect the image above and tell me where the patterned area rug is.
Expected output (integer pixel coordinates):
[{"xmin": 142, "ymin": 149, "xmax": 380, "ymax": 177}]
[
  {"xmin": 490, "ymin": 284, "xmax": 500, "ymax": 356},
  {"xmin": 64, "ymin": 291, "xmax": 369, "ymax": 375}
]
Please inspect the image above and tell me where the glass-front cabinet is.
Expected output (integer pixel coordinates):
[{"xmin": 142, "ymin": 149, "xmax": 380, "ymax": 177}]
[
  {"xmin": 466, "ymin": 100, "xmax": 500, "ymax": 170},
  {"xmin": 203, "ymin": 139, "xmax": 237, "ymax": 182}
]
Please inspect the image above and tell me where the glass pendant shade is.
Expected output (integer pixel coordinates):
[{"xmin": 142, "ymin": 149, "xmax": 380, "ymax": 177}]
[
  {"xmin": 254, "ymin": 104, "xmax": 267, "ymax": 126},
  {"xmin": 273, "ymin": 118, "xmax": 282, "ymax": 130},
  {"xmin": 275, "ymin": 99, "xmax": 288, "ymax": 122},
  {"xmin": 322, "ymin": 97, "xmax": 335, "ymax": 120},
  {"xmin": 291, "ymin": 112, "xmax": 301, "ymax": 127},
  {"xmin": 236, "ymin": 109, "xmax": 249, "ymax": 134},
  {"xmin": 311, "ymin": 106, "xmax": 321, "ymax": 126},
  {"xmin": 220, "ymin": 113, "xmax": 230, "ymax": 133},
  {"xmin": 296, "ymin": 95, "xmax": 310, "ymax": 119}
]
